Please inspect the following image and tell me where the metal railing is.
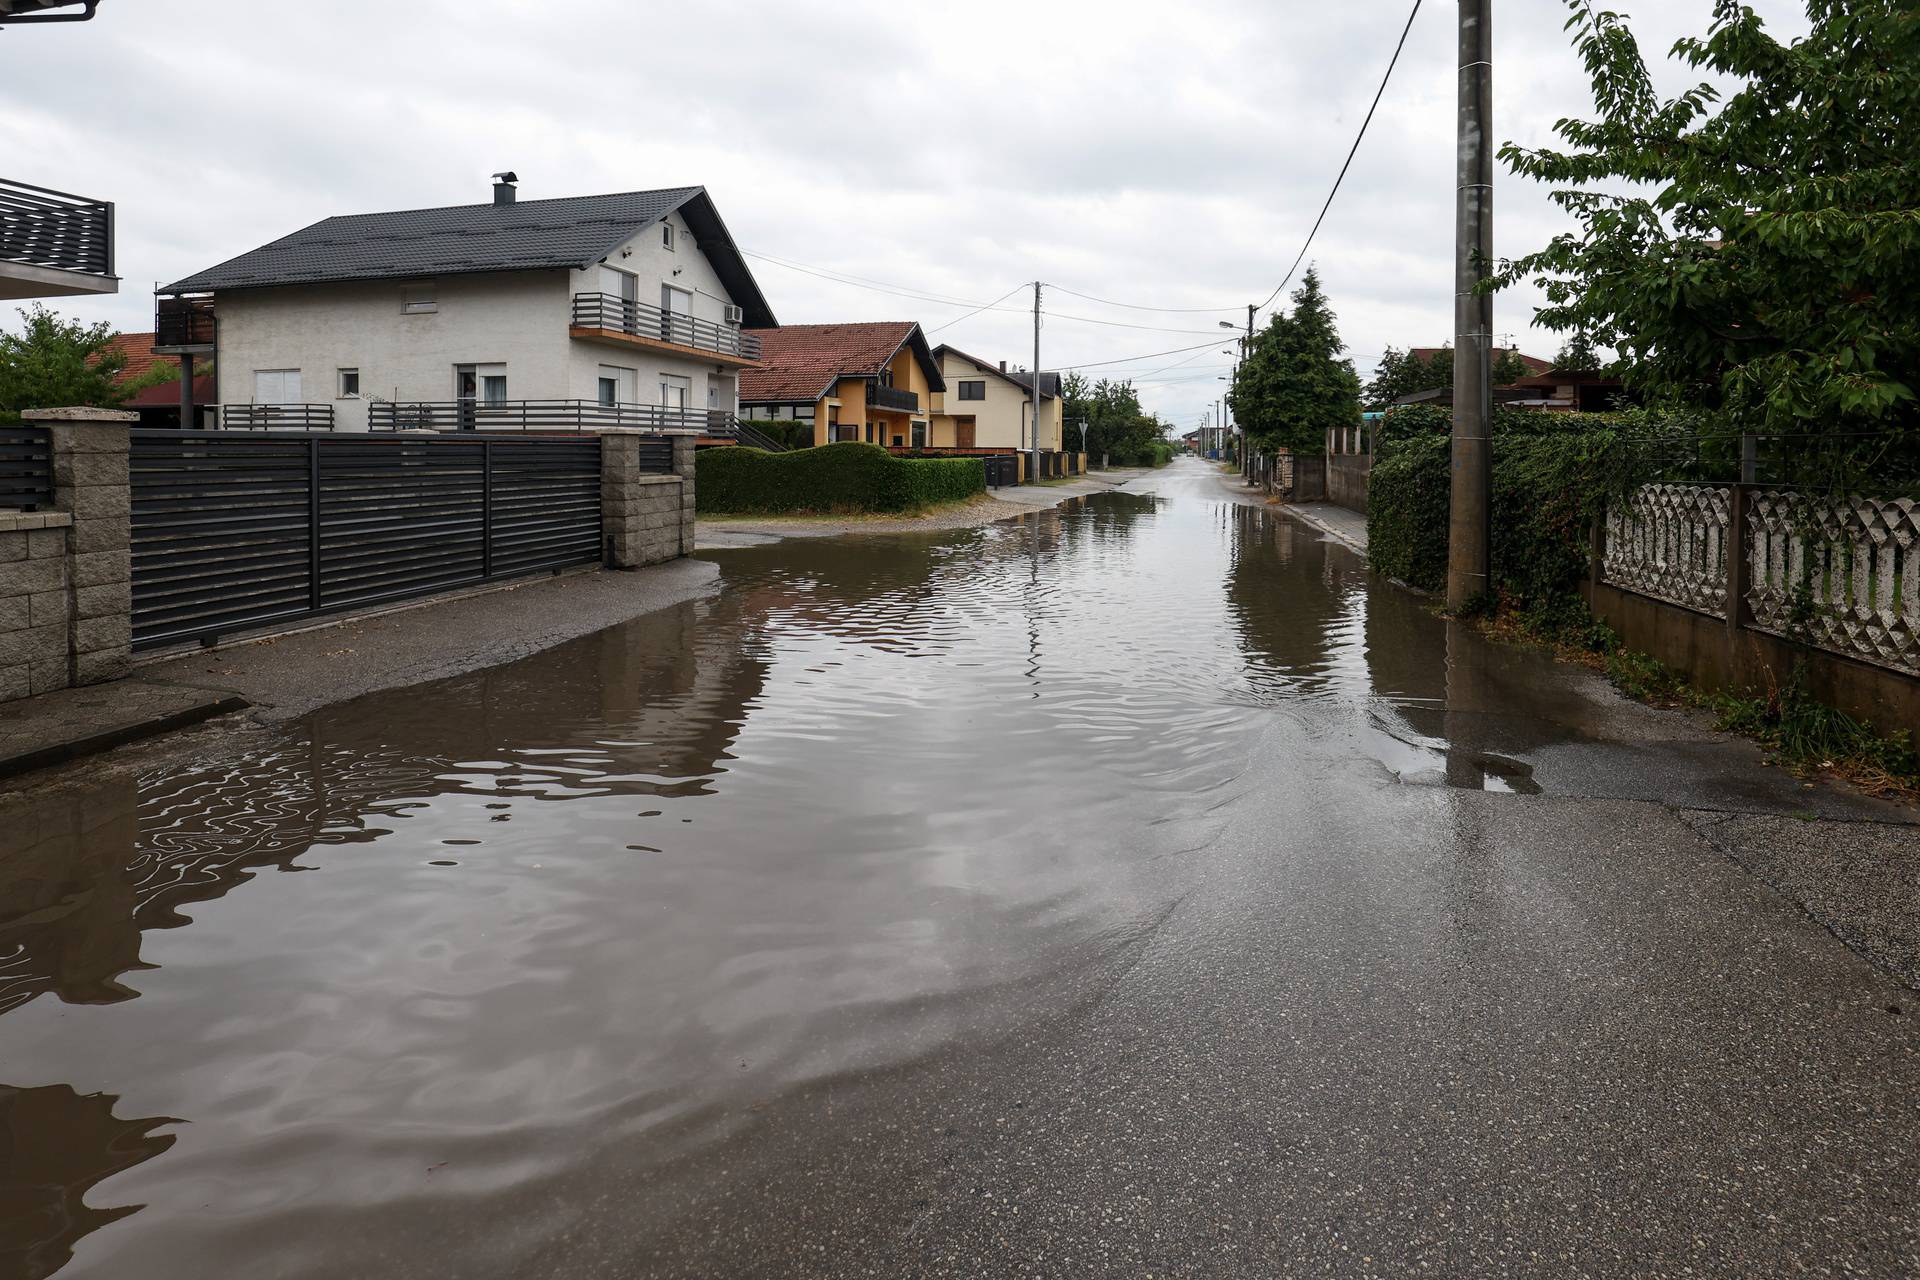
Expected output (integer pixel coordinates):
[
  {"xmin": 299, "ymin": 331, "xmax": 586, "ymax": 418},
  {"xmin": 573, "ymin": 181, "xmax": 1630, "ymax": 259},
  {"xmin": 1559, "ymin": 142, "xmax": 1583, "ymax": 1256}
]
[
  {"xmin": 221, "ymin": 403, "xmax": 336, "ymax": 432},
  {"xmin": 156, "ymin": 295, "xmax": 216, "ymax": 347},
  {"xmin": 369, "ymin": 398, "xmax": 735, "ymax": 435},
  {"xmin": 867, "ymin": 382, "xmax": 919, "ymax": 412},
  {"xmin": 734, "ymin": 420, "xmax": 790, "ymax": 452},
  {"xmin": 0, "ymin": 177, "xmax": 113, "ymax": 278},
  {"xmin": 570, "ymin": 293, "xmax": 761, "ymax": 360},
  {"xmin": 0, "ymin": 424, "xmax": 54, "ymax": 510}
]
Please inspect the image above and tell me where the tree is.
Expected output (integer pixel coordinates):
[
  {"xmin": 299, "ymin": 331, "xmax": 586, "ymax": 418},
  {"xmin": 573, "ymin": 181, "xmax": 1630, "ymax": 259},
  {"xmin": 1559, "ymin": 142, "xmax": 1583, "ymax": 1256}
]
[
  {"xmin": 0, "ymin": 304, "xmax": 135, "ymax": 414},
  {"xmin": 1229, "ymin": 268, "xmax": 1360, "ymax": 452},
  {"xmin": 1061, "ymin": 372, "xmax": 1168, "ymax": 465},
  {"xmin": 1494, "ymin": 0, "xmax": 1920, "ymax": 479},
  {"xmin": 1555, "ymin": 332, "xmax": 1601, "ymax": 371}
]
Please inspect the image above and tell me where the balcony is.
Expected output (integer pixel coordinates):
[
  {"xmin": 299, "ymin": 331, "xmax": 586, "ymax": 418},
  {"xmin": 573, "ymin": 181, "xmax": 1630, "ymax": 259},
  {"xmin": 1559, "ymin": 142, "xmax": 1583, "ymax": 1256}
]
[
  {"xmin": 368, "ymin": 399, "xmax": 736, "ymax": 436},
  {"xmin": 154, "ymin": 295, "xmax": 216, "ymax": 352},
  {"xmin": 0, "ymin": 178, "xmax": 116, "ymax": 300},
  {"xmin": 867, "ymin": 382, "xmax": 919, "ymax": 413},
  {"xmin": 220, "ymin": 403, "xmax": 335, "ymax": 431},
  {"xmin": 570, "ymin": 293, "xmax": 761, "ymax": 364}
]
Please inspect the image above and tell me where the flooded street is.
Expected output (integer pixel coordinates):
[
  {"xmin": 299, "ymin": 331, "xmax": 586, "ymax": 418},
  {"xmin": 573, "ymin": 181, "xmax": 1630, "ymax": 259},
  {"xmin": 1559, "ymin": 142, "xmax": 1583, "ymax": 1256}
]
[{"xmin": 3, "ymin": 459, "xmax": 1917, "ymax": 1278}]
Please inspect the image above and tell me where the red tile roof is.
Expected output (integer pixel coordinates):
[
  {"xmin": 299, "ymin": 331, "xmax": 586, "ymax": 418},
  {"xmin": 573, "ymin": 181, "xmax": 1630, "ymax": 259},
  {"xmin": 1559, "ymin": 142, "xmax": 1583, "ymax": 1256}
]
[
  {"xmin": 97, "ymin": 332, "xmax": 173, "ymax": 385},
  {"xmin": 1407, "ymin": 347, "xmax": 1553, "ymax": 378},
  {"xmin": 92, "ymin": 332, "xmax": 215, "ymax": 405},
  {"xmin": 739, "ymin": 321, "xmax": 920, "ymax": 403}
]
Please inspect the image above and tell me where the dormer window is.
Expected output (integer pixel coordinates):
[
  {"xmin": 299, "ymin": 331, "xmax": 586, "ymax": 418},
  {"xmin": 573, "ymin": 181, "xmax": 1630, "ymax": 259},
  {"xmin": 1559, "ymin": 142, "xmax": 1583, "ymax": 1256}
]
[{"xmin": 662, "ymin": 223, "xmax": 675, "ymax": 251}]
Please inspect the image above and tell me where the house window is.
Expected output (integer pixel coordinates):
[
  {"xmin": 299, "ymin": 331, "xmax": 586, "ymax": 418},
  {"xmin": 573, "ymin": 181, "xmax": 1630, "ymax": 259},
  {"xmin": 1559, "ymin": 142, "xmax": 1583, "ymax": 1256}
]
[
  {"xmin": 598, "ymin": 377, "xmax": 618, "ymax": 407},
  {"xmin": 891, "ymin": 433, "xmax": 904, "ymax": 448},
  {"xmin": 598, "ymin": 364, "xmax": 636, "ymax": 407},
  {"xmin": 337, "ymin": 368, "xmax": 359, "ymax": 397},
  {"xmin": 254, "ymin": 369, "xmax": 302, "ymax": 404},
  {"xmin": 958, "ymin": 380, "xmax": 985, "ymax": 401},
  {"xmin": 481, "ymin": 375, "xmax": 507, "ymax": 406},
  {"xmin": 401, "ymin": 282, "xmax": 437, "ymax": 314},
  {"xmin": 865, "ymin": 423, "xmax": 874, "ymax": 443},
  {"xmin": 662, "ymin": 222, "xmax": 675, "ymax": 251},
  {"xmin": 792, "ymin": 404, "xmax": 814, "ymax": 422},
  {"xmin": 911, "ymin": 422, "xmax": 928, "ymax": 448},
  {"xmin": 878, "ymin": 370, "xmax": 894, "ymax": 388}
]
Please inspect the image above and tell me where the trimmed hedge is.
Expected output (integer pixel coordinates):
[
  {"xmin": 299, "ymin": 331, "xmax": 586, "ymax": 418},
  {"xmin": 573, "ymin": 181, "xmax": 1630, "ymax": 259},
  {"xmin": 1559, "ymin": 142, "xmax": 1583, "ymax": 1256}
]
[{"xmin": 696, "ymin": 441, "xmax": 985, "ymax": 514}]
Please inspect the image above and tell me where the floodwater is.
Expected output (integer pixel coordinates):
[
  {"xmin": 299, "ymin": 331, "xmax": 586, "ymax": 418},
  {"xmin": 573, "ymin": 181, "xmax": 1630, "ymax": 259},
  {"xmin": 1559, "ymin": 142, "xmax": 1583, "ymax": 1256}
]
[{"xmin": 0, "ymin": 460, "xmax": 1815, "ymax": 1277}]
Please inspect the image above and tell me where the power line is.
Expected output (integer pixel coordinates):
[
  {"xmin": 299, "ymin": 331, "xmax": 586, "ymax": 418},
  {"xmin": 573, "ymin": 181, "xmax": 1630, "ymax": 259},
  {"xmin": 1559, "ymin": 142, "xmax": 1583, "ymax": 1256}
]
[
  {"xmin": 1043, "ymin": 282, "xmax": 1243, "ymax": 316},
  {"xmin": 929, "ymin": 281, "xmax": 1037, "ymax": 334},
  {"xmin": 1255, "ymin": 0, "xmax": 1425, "ymax": 315},
  {"xmin": 1058, "ymin": 339, "xmax": 1228, "ymax": 373},
  {"xmin": 743, "ymin": 250, "xmax": 997, "ymax": 310}
]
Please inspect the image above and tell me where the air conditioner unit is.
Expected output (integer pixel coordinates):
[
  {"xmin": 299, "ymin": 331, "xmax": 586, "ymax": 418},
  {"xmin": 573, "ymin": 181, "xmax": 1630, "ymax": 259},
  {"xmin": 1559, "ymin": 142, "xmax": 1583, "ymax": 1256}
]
[{"xmin": 723, "ymin": 303, "xmax": 744, "ymax": 326}]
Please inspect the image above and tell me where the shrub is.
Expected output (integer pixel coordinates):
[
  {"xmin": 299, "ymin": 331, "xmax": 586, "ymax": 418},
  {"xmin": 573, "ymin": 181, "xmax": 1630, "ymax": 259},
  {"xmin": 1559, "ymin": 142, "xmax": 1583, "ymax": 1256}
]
[
  {"xmin": 1367, "ymin": 434, "xmax": 1449, "ymax": 591},
  {"xmin": 696, "ymin": 441, "xmax": 983, "ymax": 514},
  {"xmin": 739, "ymin": 419, "xmax": 815, "ymax": 451}
]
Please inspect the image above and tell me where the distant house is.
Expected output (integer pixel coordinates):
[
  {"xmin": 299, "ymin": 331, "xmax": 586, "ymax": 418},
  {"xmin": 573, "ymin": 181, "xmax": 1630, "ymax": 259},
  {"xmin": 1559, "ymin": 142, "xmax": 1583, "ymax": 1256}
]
[
  {"xmin": 738, "ymin": 321, "xmax": 944, "ymax": 448},
  {"xmin": 1387, "ymin": 348, "xmax": 1558, "ymax": 409},
  {"xmin": 153, "ymin": 175, "xmax": 776, "ymax": 433},
  {"xmin": 95, "ymin": 332, "xmax": 214, "ymax": 428},
  {"xmin": 926, "ymin": 345, "xmax": 1063, "ymax": 452},
  {"xmin": 1506, "ymin": 367, "xmax": 1630, "ymax": 413},
  {"xmin": 1404, "ymin": 347, "xmax": 1554, "ymax": 380}
]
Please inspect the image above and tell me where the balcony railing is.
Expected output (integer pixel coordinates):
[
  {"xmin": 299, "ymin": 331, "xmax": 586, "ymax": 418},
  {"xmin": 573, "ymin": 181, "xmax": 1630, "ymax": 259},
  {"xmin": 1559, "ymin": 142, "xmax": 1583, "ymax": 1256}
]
[
  {"xmin": 570, "ymin": 293, "xmax": 761, "ymax": 360},
  {"xmin": 221, "ymin": 403, "xmax": 336, "ymax": 431},
  {"xmin": 867, "ymin": 382, "xmax": 919, "ymax": 413},
  {"xmin": 369, "ymin": 399, "xmax": 736, "ymax": 435},
  {"xmin": 0, "ymin": 178, "xmax": 113, "ymax": 278},
  {"xmin": 156, "ymin": 295, "xmax": 216, "ymax": 348}
]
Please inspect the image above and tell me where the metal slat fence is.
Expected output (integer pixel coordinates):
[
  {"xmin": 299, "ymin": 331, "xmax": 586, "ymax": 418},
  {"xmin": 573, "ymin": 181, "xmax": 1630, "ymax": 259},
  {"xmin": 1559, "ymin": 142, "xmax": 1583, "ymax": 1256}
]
[
  {"xmin": 1, "ymin": 424, "xmax": 54, "ymax": 509},
  {"xmin": 130, "ymin": 430, "xmax": 610, "ymax": 650}
]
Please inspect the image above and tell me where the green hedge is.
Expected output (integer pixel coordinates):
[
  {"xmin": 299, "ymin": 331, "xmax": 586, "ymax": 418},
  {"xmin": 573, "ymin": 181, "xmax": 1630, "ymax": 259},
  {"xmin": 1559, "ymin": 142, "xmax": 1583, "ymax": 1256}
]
[
  {"xmin": 1368, "ymin": 419, "xmax": 1679, "ymax": 633},
  {"xmin": 696, "ymin": 441, "xmax": 985, "ymax": 514}
]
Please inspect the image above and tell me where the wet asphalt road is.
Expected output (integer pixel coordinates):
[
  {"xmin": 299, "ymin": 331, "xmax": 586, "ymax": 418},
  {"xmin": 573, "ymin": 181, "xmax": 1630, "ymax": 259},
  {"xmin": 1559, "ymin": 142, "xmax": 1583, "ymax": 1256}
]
[{"xmin": 1, "ymin": 458, "xmax": 1915, "ymax": 1279}]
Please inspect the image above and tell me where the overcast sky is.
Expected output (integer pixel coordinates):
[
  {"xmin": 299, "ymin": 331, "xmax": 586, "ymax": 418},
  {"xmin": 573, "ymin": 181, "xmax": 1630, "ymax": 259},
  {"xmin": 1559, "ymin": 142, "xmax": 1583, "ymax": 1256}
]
[{"xmin": 3, "ymin": 0, "xmax": 1807, "ymax": 428}]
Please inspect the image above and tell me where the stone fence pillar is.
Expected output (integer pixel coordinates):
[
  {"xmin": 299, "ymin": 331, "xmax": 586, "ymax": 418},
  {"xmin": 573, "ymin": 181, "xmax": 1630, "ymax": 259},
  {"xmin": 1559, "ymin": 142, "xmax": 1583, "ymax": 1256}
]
[
  {"xmin": 601, "ymin": 430, "xmax": 698, "ymax": 570},
  {"xmin": 0, "ymin": 408, "xmax": 134, "ymax": 701}
]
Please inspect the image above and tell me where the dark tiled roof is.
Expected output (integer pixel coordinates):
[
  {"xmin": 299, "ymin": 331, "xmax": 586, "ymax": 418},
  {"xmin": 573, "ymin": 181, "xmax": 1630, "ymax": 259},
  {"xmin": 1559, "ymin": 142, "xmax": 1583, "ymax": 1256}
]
[
  {"xmin": 740, "ymin": 322, "xmax": 923, "ymax": 403},
  {"xmin": 161, "ymin": 186, "xmax": 732, "ymax": 294}
]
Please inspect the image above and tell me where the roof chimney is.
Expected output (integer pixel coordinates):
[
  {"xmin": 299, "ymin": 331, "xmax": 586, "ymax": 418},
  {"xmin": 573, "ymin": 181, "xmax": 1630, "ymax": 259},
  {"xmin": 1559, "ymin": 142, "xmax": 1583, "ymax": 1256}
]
[
  {"xmin": 998, "ymin": 360, "xmax": 1006, "ymax": 373},
  {"xmin": 492, "ymin": 171, "xmax": 518, "ymax": 206}
]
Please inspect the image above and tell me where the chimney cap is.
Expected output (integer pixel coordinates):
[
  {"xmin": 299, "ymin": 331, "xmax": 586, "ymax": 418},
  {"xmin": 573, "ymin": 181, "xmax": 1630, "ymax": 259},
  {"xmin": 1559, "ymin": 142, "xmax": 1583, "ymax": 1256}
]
[{"xmin": 492, "ymin": 170, "xmax": 518, "ymax": 184}]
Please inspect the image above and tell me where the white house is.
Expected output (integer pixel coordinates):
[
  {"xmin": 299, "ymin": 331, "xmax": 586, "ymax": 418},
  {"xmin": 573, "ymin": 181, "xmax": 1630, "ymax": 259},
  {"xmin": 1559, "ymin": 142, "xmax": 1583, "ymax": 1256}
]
[{"xmin": 153, "ymin": 175, "xmax": 776, "ymax": 433}]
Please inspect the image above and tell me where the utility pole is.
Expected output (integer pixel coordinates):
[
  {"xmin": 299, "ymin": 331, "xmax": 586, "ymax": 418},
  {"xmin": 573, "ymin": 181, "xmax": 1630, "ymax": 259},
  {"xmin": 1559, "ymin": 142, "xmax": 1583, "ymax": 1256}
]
[
  {"xmin": 1031, "ymin": 281, "xmax": 1043, "ymax": 484},
  {"xmin": 1447, "ymin": 0, "xmax": 1493, "ymax": 610}
]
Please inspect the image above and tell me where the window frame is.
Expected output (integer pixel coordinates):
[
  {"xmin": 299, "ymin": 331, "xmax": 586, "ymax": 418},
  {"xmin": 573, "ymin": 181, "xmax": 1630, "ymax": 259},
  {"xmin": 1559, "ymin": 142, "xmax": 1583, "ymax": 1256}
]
[
  {"xmin": 662, "ymin": 222, "xmax": 675, "ymax": 251},
  {"xmin": 957, "ymin": 380, "xmax": 986, "ymax": 402},
  {"xmin": 337, "ymin": 367, "xmax": 360, "ymax": 398},
  {"xmin": 401, "ymin": 281, "xmax": 438, "ymax": 314}
]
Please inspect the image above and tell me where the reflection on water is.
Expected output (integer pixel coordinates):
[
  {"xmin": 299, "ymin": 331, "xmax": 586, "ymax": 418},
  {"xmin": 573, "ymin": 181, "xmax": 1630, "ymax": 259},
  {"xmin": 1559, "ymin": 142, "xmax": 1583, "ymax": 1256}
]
[
  {"xmin": 0, "ymin": 466, "xmax": 1586, "ymax": 1276},
  {"xmin": 0, "ymin": 1086, "xmax": 176, "ymax": 1280}
]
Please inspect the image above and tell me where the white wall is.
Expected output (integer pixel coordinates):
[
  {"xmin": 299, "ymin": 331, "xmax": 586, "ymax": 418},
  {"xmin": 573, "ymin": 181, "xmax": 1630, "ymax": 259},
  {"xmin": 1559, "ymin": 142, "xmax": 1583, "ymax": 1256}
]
[
  {"xmin": 212, "ymin": 270, "xmax": 572, "ymax": 409},
  {"xmin": 212, "ymin": 207, "xmax": 748, "ymax": 417},
  {"xmin": 935, "ymin": 352, "xmax": 1060, "ymax": 449}
]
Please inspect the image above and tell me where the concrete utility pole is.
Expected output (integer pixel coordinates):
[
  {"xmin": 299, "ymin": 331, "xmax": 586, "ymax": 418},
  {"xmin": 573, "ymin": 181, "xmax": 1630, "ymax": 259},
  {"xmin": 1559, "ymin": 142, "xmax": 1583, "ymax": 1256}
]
[
  {"xmin": 1447, "ymin": 0, "xmax": 1494, "ymax": 610},
  {"xmin": 1031, "ymin": 282, "xmax": 1043, "ymax": 482}
]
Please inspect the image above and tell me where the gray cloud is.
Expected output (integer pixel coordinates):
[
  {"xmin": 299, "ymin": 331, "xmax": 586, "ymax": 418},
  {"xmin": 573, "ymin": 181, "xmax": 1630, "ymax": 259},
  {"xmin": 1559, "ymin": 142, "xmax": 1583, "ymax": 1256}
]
[{"xmin": 1, "ymin": 0, "xmax": 1808, "ymax": 426}]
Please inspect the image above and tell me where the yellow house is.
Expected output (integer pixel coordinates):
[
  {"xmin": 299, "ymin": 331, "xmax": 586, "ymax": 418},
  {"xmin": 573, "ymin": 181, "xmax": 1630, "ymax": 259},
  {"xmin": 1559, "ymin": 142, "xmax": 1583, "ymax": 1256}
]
[
  {"xmin": 927, "ymin": 345, "xmax": 1063, "ymax": 452},
  {"xmin": 738, "ymin": 321, "xmax": 946, "ymax": 448}
]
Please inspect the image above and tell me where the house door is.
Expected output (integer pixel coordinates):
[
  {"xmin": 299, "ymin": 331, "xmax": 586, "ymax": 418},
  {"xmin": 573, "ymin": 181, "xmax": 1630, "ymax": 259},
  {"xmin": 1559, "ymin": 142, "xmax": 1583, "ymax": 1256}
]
[
  {"xmin": 956, "ymin": 418, "xmax": 975, "ymax": 449},
  {"xmin": 660, "ymin": 374, "xmax": 691, "ymax": 427},
  {"xmin": 660, "ymin": 284, "xmax": 690, "ymax": 345},
  {"xmin": 600, "ymin": 266, "xmax": 638, "ymax": 331},
  {"xmin": 455, "ymin": 365, "xmax": 478, "ymax": 431}
]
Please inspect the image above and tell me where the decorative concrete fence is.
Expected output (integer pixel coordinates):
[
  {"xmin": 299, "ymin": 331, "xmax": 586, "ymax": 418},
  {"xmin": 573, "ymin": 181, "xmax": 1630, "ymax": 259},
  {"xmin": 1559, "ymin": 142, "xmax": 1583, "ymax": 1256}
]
[{"xmin": 1594, "ymin": 481, "xmax": 1920, "ymax": 726}]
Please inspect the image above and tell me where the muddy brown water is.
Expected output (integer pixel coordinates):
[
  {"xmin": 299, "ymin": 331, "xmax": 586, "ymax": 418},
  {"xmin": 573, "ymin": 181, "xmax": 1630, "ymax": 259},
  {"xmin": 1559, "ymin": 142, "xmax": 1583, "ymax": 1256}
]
[{"xmin": 0, "ymin": 463, "xmax": 1698, "ymax": 1277}]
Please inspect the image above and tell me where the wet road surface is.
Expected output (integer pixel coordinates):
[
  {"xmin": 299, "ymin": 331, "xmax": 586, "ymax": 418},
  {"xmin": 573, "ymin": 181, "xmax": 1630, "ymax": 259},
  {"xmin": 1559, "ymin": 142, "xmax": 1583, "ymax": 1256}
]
[{"xmin": 2, "ymin": 458, "xmax": 1915, "ymax": 1278}]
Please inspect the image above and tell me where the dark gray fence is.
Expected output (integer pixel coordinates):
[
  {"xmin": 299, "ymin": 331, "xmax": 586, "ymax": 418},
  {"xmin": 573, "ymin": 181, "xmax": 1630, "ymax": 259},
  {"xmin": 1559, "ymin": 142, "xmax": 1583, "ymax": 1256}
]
[
  {"xmin": 0, "ymin": 424, "xmax": 53, "ymax": 510},
  {"xmin": 130, "ymin": 430, "xmax": 607, "ymax": 650}
]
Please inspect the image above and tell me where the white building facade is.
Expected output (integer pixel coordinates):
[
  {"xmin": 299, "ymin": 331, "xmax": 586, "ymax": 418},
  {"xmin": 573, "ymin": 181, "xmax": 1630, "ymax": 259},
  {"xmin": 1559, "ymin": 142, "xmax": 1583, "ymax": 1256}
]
[{"xmin": 156, "ymin": 180, "xmax": 775, "ymax": 433}]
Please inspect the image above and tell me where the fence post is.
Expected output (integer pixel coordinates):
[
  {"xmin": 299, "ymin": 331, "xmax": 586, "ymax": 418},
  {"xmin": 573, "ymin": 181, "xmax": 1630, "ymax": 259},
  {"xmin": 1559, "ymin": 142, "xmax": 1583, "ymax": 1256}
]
[
  {"xmin": 308, "ymin": 437, "xmax": 322, "ymax": 611},
  {"xmin": 481, "ymin": 439, "xmax": 494, "ymax": 579},
  {"xmin": 1724, "ymin": 483, "xmax": 1751, "ymax": 634},
  {"xmin": 1589, "ymin": 509, "xmax": 1607, "ymax": 589}
]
